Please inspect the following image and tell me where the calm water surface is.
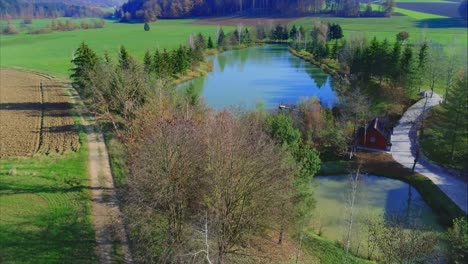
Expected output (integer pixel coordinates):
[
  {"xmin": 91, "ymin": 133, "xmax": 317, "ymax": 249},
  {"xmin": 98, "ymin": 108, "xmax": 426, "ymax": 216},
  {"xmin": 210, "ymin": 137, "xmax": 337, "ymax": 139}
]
[
  {"xmin": 313, "ymin": 175, "xmax": 441, "ymax": 246},
  {"xmin": 179, "ymin": 45, "xmax": 338, "ymax": 110}
]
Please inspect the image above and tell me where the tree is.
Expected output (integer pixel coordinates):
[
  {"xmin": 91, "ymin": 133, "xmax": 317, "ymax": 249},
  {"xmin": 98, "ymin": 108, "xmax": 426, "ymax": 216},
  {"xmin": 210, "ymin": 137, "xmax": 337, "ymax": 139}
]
[
  {"xmin": 447, "ymin": 217, "xmax": 468, "ymax": 263},
  {"xmin": 144, "ymin": 22, "xmax": 150, "ymax": 31},
  {"xmin": 203, "ymin": 112, "xmax": 297, "ymax": 263},
  {"xmin": 217, "ymin": 27, "xmax": 225, "ymax": 48},
  {"xmin": 143, "ymin": 50, "xmax": 152, "ymax": 72},
  {"xmin": 368, "ymin": 216, "xmax": 440, "ymax": 263},
  {"xmin": 442, "ymin": 71, "xmax": 468, "ymax": 165},
  {"xmin": 71, "ymin": 42, "xmax": 98, "ymax": 94},
  {"xmin": 382, "ymin": 0, "xmax": 395, "ymax": 17},
  {"xmin": 207, "ymin": 36, "xmax": 214, "ymax": 49},
  {"xmin": 396, "ymin": 31, "xmax": 409, "ymax": 43},
  {"xmin": 290, "ymin": 24, "xmax": 298, "ymax": 40},
  {"xmin": 119, "ymin": 45, "xmax": 131, "ymax": 70},
  {"xmin": 425, "ymin": 47, "xmax": 444, "ymax": 97}
]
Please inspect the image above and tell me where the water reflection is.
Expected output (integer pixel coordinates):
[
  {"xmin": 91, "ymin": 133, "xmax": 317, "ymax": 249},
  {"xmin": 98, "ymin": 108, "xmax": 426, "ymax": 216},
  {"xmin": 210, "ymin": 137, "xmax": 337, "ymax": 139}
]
[{"xmin": 179, "ymin": 44, "xmax": 338, "ymax": 110}]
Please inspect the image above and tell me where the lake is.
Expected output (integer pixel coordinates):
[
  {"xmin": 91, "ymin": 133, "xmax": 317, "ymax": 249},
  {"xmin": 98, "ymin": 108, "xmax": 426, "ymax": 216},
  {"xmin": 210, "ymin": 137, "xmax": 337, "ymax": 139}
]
[
  {"xmin": 312, "ymin": 175, "xmax": 442, "ymax": 256},
  {"xmin": 178, "ymin": 44, "xmax": 338, "ymax": 110}
]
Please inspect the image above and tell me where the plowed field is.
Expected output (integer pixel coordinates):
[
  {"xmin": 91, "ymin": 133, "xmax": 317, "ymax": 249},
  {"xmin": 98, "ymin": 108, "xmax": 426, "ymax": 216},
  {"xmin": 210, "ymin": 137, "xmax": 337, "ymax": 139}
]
[{"xmin": 0, "ymin": 69, "xmax": 79, "ymax": 157}]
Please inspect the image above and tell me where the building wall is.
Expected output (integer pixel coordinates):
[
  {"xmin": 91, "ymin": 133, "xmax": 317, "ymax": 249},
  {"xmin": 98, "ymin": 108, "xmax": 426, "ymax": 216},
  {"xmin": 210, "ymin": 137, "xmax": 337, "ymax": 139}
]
[{"xmin": 359, "ymin": 129, "xmax": 388, "ymax": 150}]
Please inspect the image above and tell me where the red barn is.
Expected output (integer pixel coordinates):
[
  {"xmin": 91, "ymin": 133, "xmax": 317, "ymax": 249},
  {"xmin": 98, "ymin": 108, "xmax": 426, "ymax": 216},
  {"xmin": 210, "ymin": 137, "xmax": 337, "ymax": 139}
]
[{"xmin": 356, "ymin": 118, "xmax": 392, "ymax": 151}]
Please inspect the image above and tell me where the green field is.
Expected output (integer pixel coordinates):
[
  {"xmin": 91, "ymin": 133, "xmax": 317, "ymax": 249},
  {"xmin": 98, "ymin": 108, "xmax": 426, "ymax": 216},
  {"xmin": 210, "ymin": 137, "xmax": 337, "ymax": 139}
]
[
  {"xmin": 294, "ymin": 15, "xmax": 467, "ymax": 48},
  {"xmin": 0, "ymin": 19, "xmax": 230, "ymax": 78},
  {"xmin": 0, "ymin": 127, "xmax": 96, "ymax": 263}
]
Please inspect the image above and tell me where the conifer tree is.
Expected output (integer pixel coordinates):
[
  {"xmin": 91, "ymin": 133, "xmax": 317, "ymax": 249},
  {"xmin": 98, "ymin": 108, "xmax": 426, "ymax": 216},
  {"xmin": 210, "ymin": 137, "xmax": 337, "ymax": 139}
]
[
  {"xmin": 71, "ymin": 42, "xmax": 98, "ymax": 93},
  {"xmin": 217, "ymin": 28, "xmax": 225, "ymax": 48},
  {"xmin": 119, "ymin": 45, "xmax": 131, "ymax": 70},
  {"xmin": 143, "ymin": 50, "xmax": 152, "ymax": 72},
  {"xmin": 207, "ymin": 36, "xmax": 214, "ymax": 49}
]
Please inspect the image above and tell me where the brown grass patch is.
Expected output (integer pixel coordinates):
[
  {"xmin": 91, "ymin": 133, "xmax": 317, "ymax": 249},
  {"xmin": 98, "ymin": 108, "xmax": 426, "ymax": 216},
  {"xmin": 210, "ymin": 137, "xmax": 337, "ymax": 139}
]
[
  {"xmin": 192, "ymin": 16, "xmax": 302, "ymax": 27},
  {"xmin": 0, "ymin": 69, "xmax": 79, "ymax": 157}
]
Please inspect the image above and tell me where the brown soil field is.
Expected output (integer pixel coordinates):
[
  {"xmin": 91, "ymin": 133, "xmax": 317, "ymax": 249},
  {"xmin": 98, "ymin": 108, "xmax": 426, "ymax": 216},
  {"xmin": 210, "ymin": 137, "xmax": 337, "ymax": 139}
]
[
  {"xmin": 0, "ymin": 69, "xmax": 79, "ymax": 157},
  {"xmin": 192, "ymin": 16, "xmax": 302, "ymax": 26}
]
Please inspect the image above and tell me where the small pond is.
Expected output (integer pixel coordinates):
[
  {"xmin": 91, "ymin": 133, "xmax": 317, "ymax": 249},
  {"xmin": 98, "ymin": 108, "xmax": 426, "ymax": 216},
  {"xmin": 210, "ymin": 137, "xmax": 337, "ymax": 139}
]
[
  {"xmin": 312, "ymin": 175, "xmax": 442, "ymax": 255},
  {"xmin": 178, "ymin": 44, "xmax": 338, "ymax": 110}
]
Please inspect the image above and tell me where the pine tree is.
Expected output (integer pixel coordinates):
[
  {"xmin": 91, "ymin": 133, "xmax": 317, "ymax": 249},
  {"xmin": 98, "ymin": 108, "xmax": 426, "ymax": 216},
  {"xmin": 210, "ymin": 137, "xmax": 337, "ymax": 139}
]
[
  {"xmin": 441, "ymin": 71, "xmax": 468, "ymax": 166},
  {"xmin": 143, "ymin": 50, "xmax": 152, "ymax": 72},
  {"xmin": 71, "ymin": 42, "xmax": 98, "ymax": 93},
  {"xmin": 144, "ymin": 22, "xmax": 150, "ymax": 31},
  {"xmin": 119, "ymin": 45, "xmax": 130, "ymax": 70},
  {"xmin": 217, "ymin": 28, "xmax": 225, "ymax": 48},
  {"xmin": 207, "ymin": 36, "xmax": 214, "ymax": 49},
  {"xmin": 389, "ymin": 41, "xmax": 401, "ymax": 80},
  {"xmin": 153, "ymin": 49, "xmax": 161, "ymax": 76},
  {"xmin": 290, "ymin": 25, "xmax": 298, "ymax": 40}
]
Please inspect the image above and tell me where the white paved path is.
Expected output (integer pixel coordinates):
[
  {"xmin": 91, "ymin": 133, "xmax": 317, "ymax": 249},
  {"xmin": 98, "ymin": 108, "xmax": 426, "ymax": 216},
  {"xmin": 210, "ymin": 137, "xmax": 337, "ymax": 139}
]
[{"xmin": 391, "ymin": 92, "xmax": 468, "ymax": 214}]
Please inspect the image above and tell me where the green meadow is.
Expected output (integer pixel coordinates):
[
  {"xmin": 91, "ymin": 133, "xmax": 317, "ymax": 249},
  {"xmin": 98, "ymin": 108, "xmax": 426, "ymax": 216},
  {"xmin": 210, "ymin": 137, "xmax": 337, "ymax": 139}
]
[
  {"xmin": 294, "ymin": 15, "xmax": 467, "ymax": 49},
  {"xmin": 0, "ymin": 19, "xmax": 230, "ymax": 78},
  {"xmin": 0, "ymin": 128, "xmax": 96, "ymax": 263}
]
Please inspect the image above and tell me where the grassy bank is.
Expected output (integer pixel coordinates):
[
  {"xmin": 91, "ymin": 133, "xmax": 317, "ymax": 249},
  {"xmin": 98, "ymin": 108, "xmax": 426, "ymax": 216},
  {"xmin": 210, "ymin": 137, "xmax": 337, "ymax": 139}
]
[
  {"xmin": 293, "ymin": 16, "xmax": 467, "ymax": 49},
  {"xmin": 321, "ymin": 153, "xmax": 466, "ymax": 227},
  {"xmin": 0, "ymin": 122, "xmax": 96, "ymax": 263},
  {"xmin": 303, "ymin": 233, "xmax": 374, "ymax": 264}
]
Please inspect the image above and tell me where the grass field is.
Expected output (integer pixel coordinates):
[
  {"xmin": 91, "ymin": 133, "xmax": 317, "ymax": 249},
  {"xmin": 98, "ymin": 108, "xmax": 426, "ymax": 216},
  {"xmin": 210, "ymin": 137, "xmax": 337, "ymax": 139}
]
[
  {"xmin": 0, "ymin": 19, "xmax": 231, "ymax": 78},
  {"xmin": 0, "ymin": 124, "xmax": 96, "ymax": 263},
  {"xmin": 294, "ymin": 15, "xmax": 467, "ymax": 48}
]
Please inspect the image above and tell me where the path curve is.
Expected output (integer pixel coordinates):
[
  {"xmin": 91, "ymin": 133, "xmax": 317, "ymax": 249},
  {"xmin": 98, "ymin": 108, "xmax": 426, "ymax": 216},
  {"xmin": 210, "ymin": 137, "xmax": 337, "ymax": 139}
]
[
  {"xmin": 68, "ymin": 86, "xmax": 133, "ymax": 263},
  {"xmin": 391, "ymin": 92, "xmax": 467, "ymax": 214}
]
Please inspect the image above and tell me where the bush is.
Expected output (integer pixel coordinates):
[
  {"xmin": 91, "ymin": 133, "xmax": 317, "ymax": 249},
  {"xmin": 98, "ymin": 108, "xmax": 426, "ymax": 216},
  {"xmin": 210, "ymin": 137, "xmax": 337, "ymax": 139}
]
[
  {"xmin": 23, "ymin": 18, "xmax": 32, "ymax": 24},
  {"xmin": 144, "ymin": 22, "xmax": 150, "ymax": 31},
  {"xmin": 447, "ymin": 217, "xmax": 468, "ymax": 263},
  {"xmin": 2, "ymin": 23, "xmax": 19, "ymax": 35}
]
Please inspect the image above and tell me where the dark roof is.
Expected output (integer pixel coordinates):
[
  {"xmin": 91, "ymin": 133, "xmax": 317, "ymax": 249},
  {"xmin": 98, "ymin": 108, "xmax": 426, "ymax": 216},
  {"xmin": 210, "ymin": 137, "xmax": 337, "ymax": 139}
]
[{"xmin": 356, "ymin": 118, "xmax": 392, "ymax": 143}]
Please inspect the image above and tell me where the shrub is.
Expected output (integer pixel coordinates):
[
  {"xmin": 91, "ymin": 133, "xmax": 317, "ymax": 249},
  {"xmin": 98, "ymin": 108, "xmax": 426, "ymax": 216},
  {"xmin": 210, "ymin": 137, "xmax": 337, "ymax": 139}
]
[
  {"xmin": 2, "ymin": 23, "xmax": 19, "ymax": 35},
  {"xmin": 144, "ymin": 22, "xmax": 150, "ymax": 31}
]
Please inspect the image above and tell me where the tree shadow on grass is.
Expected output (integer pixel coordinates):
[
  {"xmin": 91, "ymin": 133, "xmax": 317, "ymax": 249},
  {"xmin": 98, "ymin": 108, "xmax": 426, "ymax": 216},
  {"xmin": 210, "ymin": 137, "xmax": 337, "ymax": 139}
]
[
  {"xmin": 0, "ymin": 209, "xmax": 97, "ymax": 264},
  {"xmin": 415, "ymin": 18, "xmax": 468, "ymax": 28}
]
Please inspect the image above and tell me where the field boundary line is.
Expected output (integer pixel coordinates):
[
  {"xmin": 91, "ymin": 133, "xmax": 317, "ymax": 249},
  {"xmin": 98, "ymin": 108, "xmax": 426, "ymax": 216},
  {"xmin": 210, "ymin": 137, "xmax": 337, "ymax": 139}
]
[{"xmin": 35, "ymin": 80, "xmax": 45, "ymax": 154}]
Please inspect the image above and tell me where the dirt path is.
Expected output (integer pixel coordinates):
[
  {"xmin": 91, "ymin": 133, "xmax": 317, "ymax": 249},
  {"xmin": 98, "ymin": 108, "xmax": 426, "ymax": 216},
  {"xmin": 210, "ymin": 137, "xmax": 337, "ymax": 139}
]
[
  {"xmin": 67, "ymin": 86, "xmax": 133, "ymax": 263},
  {"xmin": 391, "ymin": 92, "xmax": 468, "ymax": 214}
]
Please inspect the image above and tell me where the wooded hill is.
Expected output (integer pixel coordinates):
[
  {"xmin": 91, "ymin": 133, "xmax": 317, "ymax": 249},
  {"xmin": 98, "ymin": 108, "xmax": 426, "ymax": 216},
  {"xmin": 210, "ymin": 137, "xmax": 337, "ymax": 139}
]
[
  {"xmin": 117, "ymin": 0, "xmax": 392, "ymax": 21},
  {"xmin": 0, "ymin": 0, "xmax": 113, "ymax": 18}
]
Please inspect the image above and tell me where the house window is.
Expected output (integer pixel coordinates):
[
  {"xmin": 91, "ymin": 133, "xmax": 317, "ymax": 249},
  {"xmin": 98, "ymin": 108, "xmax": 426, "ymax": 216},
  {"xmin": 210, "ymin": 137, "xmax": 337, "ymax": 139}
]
[{"xmin": 370, "ymin": 137, "xmax": 376, "ymax": 143}]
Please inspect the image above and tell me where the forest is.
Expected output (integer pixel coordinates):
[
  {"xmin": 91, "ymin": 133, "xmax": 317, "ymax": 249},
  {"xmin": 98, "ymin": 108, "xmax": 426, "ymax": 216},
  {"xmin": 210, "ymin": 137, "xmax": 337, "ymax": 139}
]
[
  {"xmin": 0, "ymin": 0, "xmax": 110, "ymax": 19},
  {"xmin": 117, "ymin": 0, "xmax": 395, "ymax": 21}
]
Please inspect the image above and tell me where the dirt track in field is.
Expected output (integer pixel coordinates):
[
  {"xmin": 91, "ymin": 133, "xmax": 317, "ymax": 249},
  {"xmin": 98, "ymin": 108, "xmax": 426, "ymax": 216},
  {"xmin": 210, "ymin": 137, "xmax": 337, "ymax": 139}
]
[
  {"xmin": 0, "ymin": 69, "xmax": 79, "ymax": 157},
  {"xmin": 193, "ymin": 16, "xmax": 302, "ymax": 26}
]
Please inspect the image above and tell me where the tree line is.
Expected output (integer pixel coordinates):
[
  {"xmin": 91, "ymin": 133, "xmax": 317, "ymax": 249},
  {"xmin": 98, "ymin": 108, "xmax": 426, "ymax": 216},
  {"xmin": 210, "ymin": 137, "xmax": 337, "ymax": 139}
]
[
  {"xmin": 0, "ymin": 0, "xmax": 110, "ymax": 19},
  {"xmin": 116, "ymin": 0, "xmax": 395, "ymax": 21}
]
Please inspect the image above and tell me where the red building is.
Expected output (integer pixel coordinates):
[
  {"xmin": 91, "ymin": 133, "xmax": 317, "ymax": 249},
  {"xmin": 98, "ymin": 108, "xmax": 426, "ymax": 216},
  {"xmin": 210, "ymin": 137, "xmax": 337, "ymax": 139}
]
[{"xmin": 356, "ymin": 118, "xmax": 392, "ymax": 151}]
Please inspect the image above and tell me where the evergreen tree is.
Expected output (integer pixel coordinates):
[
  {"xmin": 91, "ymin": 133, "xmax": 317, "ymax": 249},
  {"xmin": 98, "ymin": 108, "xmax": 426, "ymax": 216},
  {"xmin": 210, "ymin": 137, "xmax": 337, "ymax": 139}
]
[
  {"xmin": 119, "ymin": 45, "xmax": 131, "ymax": 70},
  {"xmin": 217, "ymin": 28, "xmax": 226, "ymax": 48},
  {"xmin": 389, "ymin": 41, "xmax": 401, "ymax": 80},
  {"xmin": 144, "ymin": 22, "xmax": 150, "ymax": 31},
  {"xmin": 143, "ymin": 50, "xmax": 152, "ymax": 72},
  {"xmin": 152, "ymin": 49, "xmax": 161, "ymax": 76},
  {"xmin": 441, "ymin": 71, "xmax": 468, "ymax": 166},
  {"xmin": 71, "ymin": 42, "xmax": 98, "ymax": 93},
  {"xmin": 399, "ymin": 44, "xmax": 416, "ymax": 94},
  {"xmin": 290, "ymin": 25, "xmax": 298, "ymax": 40},
  {"xmin": 418, "ymin": 42, "xmax": 429, "ymax": 70},
  {"xmin": 207, "ymin": 36, "xmax": 214, "ymax": 49}
]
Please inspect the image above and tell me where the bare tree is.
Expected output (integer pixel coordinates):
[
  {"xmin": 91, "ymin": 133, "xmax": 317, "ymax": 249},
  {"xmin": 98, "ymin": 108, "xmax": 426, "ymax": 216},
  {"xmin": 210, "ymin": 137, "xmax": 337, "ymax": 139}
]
[
  {"xmin": 202, "ymin": 111, "xmax": 296, "ymax": 264},
  {"xmin": 342, "ymin": 166, "xmax": 362, "ymax": 263}
]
